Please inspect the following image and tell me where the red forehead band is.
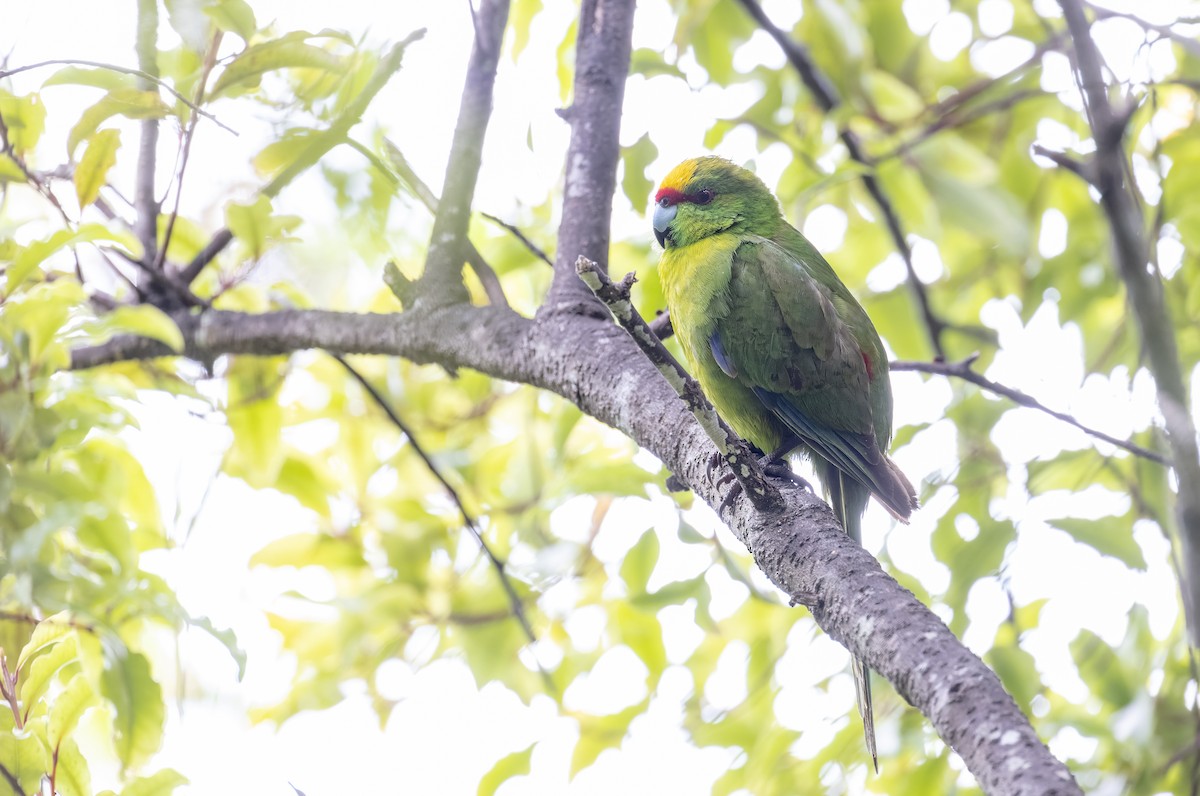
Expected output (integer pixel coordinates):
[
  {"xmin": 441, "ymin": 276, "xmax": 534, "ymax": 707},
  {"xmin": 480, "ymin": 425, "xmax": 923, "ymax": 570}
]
[{"xmin": 654, "ymin": 187, "xmax": 689, "ymax": 204}]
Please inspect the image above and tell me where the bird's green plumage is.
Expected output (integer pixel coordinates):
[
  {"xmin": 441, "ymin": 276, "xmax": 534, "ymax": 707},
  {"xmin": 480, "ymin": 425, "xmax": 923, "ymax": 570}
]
[{"xmin": 655, "ymin": 156, "xmax": 918, "ymax": 769}]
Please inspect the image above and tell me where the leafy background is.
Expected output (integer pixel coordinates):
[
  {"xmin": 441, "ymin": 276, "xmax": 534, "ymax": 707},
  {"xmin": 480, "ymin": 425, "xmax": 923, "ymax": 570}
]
[{"xmin": 1, "ymin": 0, "xmax": 1198, "ymax": 794}]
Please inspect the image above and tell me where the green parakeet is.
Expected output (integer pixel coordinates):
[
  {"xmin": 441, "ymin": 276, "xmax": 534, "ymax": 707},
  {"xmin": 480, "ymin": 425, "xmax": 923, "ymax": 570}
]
[{"xmin": 653, "ymin": 156, "xmax": 918, "ymax": 769}]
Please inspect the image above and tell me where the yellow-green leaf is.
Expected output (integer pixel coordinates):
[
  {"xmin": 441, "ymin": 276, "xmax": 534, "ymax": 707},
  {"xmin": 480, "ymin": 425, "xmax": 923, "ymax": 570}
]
[
  {"xmin": 52, "ymin": 737, "xmax": 92, "ymax": 796},
  {"xmin": 99, "ymin": 305, "xmax": 185, "ymax": 352},
  {"xmin": 203, "ymin": 0, "xmax": 257, "ymax": 41},
  {"xmin": 212, "ymin": 39, "xmax": 346, "ymax": 95},
  {"xmin": 67, "ymin": 89, "xmax": 170, "ymax": 157},
  {"xmin": 74, "ymin": 129, "xmax": 122, "ymax": 208},
  {"xmin": 477, "ymin": 743, "xmax": 535, "ymax": 796},
  {"xmin": 101, "ymin": 646, "xmax": 165, "ymax": 769},
  {"xmin": 120, "ymin": 769, "xmax": 188, "ymax": 796}
]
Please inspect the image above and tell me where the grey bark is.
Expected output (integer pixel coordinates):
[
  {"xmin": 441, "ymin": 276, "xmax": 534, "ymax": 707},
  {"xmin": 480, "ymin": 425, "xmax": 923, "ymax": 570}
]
[
  {"xmin": 542, "ymin": 0, "xmax": 636, "ymax": 318},
  {"xmin": 417, "ymin": 0, "xmax": 511, "ymax": 307}
]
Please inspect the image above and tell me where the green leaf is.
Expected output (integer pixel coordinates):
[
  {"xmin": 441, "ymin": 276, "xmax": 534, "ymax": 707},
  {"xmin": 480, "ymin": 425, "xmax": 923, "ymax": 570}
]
[
  {"xmin": 620, "ymin": 133, "xmax": 658, "ymax": 215},
  {"xmin": 19, "ymin": 632, "xmax": 78, "ymax": 709},
  {"xmin": 204, "ymin": 0, "xmax": 257, "ymax": 41},
  {"xmin": 97, "ymin": 305, "xmax": 185, "ymax": 352},
  {"xmin": 100, "ymin": 644, "xmax": 165, "ymax": 769},
  {"xmin": 0, "ymin": 90, "xmax": 47, "ymax": 157},
  {"xmin": 225, "ymin": 195, "xmax": 302, "ymax": 259},
  {"xmin": 68, "ymin": 89, "xmax": 170, "ymax": 157},
  {"xmin": 508, "ymin": 0, "xmax": 543, "ymax": 62},
  {"xmin": 251, "ymin": 533, "xmax": 366, "ymax": 570},
  {"xmin": 74, "ymin": 129, "xmax": 122, "ymax": 208},
  {"xmin": 212, "ymin": 38, "xmax": 346, "ymax": 95},
  {"xmin": 120, "ymin": 769, "xmax": 188, "ymax": 796},
  {"xmin": 1071, "ymin": 629, "xmax": 1135, "ymax": 709},
  {"xmin": 1049, "ymin": 516, "xmax": 1146, "ymax": 569},
  {"xmin": 0, "ymin": 154, "xmax": 26, "ymax": 182},
  {"xmin": 570, "ymin": 701, "xmax": 647, "ymax": 778},
  {"xmin": 863, "ymin": 70, "xmax": 924, "ymax": 122},
  {"xmin": 43, "ymin": 66, "xmax": 138, "ymax": 93},
  {"xmin": 16, "ymin": 618, "xmax": 73, "ymax": 672},
  {"xmin": 8, "ymin": 223, "xmax": 141, "ymax": 290},
  {"xmin": 0, "ymin": 710, "xmax": 49, "ymax": 796},
  {"xmin": 49, "ymin": 671, "xmax": 97, "ymax": 746},
  {"xmin": 619, "ymin": 529, "xmax": 659, "ymax": 595},
  {"xmin": 224, "ymin": 357, "xmax": 287, "ymax": 484},
  {"xmin": 477, "ymin": 743, "xmax": 535, "ymax": 796},
  {"xmin": 52, "ymin": 737, "xmax": 92, "ymax": 796}
]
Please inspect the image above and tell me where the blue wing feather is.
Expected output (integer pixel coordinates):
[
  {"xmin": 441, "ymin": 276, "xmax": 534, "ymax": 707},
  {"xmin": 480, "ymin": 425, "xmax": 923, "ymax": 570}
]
[{"xmin": 710, "ymin": 331, "xmax": 737, "ymax": 378}]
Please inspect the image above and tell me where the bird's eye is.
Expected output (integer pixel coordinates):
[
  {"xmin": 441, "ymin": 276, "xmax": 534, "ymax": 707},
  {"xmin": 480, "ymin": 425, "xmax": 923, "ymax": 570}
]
[
  {"xmin": 659, "ymin": 196, "xmax": 672, "ymax": 207},
  {"xmin": 695, "ymin": 189, "xmax": 714, "ymax": 205}
]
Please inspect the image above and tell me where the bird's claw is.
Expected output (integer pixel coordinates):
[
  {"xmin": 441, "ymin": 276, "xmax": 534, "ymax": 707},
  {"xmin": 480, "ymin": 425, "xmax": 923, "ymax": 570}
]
[{"xmin": 715, "ymin": 453, "xmax": 810, "ymax": 516}]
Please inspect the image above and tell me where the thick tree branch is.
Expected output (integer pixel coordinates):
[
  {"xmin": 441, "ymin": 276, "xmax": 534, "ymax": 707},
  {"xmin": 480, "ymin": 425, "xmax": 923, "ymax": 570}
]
[
  {"xmin": 734, "ymin": 0, "xmax": 947, "ymax": 359},
  {"xmin": 67, "ymin": 307, "xmax": 1080, "ymax": 794},
  {"xmin": 416, "ymin": 0, "xmax": 510, "ymax": 307},
  {"xmin": 541, "ymin": 0, "xmax": 636, "ymax": 318},
  {"xmin": 893, "ymin": 356, "xmax": 1169, "ymax": 465},
  {"xmin": 1056, "ymin": 0, "xmax": 1200, "ymax": 642}
]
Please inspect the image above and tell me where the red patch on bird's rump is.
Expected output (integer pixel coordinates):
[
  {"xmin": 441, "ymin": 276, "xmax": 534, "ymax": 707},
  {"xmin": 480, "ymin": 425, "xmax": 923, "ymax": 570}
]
[{"xmin": 861, "ymin": 351, "xmax": 874, "ymax": 380}]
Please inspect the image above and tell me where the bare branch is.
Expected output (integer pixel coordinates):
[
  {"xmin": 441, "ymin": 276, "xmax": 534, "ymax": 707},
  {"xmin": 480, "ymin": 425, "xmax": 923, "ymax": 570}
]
[
  {"xmin": 1056, "ymin": 0, "xmax": 1200, "ymax": 642},
  {"xmin": 575, "ymin": 256, "xmax": 782, "ymax": 512},
  {"xmin": 735, "ymin": 0, "xmax": 949, "ymax": 359},
  {"xmin": 892, "ymin": 356, "xmax": 1169, "ymax": 465},
  {"xmin": 416, "ymin": 0, "xmax": 510, "ymax": 307},
  {"xmin": 541, "ymin": 0, "xmax": 636, "ymax": 318},
  {"xmin": 331, "ymin": 353, "xmax": 553, "ymax": 693},
  {"xmin": 133, "ymin": 0, "xmax": 161, "ymax": 274}
]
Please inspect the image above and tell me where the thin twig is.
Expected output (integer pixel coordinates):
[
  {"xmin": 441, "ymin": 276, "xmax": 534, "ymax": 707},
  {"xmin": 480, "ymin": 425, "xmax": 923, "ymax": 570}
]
[
  {"xmin": 575, "ymin": 256, "xmax": 782, "ymax": 513},
  {"xmin": 330, "ymin": 353, "xmax": 555, "ymax": 694},
  {"xmin": 481, "ymin": 212, "xmax": 554, "ymax": 267},
  {"xmin": 734, "ymin": 0, "xmax": 947, "ymax": 359},
  {"xmin": 155, "ymin": 31, "xmax": 222, "ymax": 272},
  {"xmin": 0, "ymin": 59, "xmax": 235, "ymax": 134},
  {"xmin": 1031, "ymin": 143, "xmax": 1093, "ymax": 181},
  {"xmin": 891, "ymin": 355, "xmax": 1170, "ymax": 465}
]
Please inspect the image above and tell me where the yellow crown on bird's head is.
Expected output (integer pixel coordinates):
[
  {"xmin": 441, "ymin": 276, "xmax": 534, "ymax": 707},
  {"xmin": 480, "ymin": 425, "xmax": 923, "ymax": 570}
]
[{"xmin": 656, "ymin": 158, "xmax": 702, "ymax": 197}]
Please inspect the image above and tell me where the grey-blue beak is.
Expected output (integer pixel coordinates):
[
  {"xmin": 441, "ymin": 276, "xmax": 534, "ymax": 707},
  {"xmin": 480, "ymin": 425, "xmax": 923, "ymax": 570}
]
[{"xmin": 653, "ymin": 202, "xmax": 677, "ymax": 248}]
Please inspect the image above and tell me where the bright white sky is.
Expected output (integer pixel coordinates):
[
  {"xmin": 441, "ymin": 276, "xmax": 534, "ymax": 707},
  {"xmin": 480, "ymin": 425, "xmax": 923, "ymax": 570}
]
[{"xmin": 4, "ymin": 0, "xmax": 1198, "ymax": 794}]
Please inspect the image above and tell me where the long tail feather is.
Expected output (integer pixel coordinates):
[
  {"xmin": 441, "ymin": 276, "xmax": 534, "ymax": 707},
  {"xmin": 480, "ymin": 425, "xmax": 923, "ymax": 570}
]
[{"xmin": 829, "ymin": 468, "xmax": 878, "ymax": 773}]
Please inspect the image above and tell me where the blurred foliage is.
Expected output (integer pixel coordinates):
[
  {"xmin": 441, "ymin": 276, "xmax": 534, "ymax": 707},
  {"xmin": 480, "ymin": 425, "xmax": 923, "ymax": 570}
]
[{"xmin": 1, "ymin": 0, "xmax": 1198, "ymax": 794}]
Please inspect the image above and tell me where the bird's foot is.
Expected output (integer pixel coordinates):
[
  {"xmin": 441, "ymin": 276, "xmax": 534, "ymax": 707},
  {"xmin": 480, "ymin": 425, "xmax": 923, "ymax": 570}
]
[{"xmin": 716, "ymin": 453, "xmax": 812, "ymax": 516}]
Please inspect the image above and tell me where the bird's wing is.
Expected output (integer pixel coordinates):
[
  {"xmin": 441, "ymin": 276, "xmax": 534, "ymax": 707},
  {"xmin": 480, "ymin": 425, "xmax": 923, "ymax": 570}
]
[{"xmin": 715, "ymin": 236, "xmax": 889, "ymax": 489}]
